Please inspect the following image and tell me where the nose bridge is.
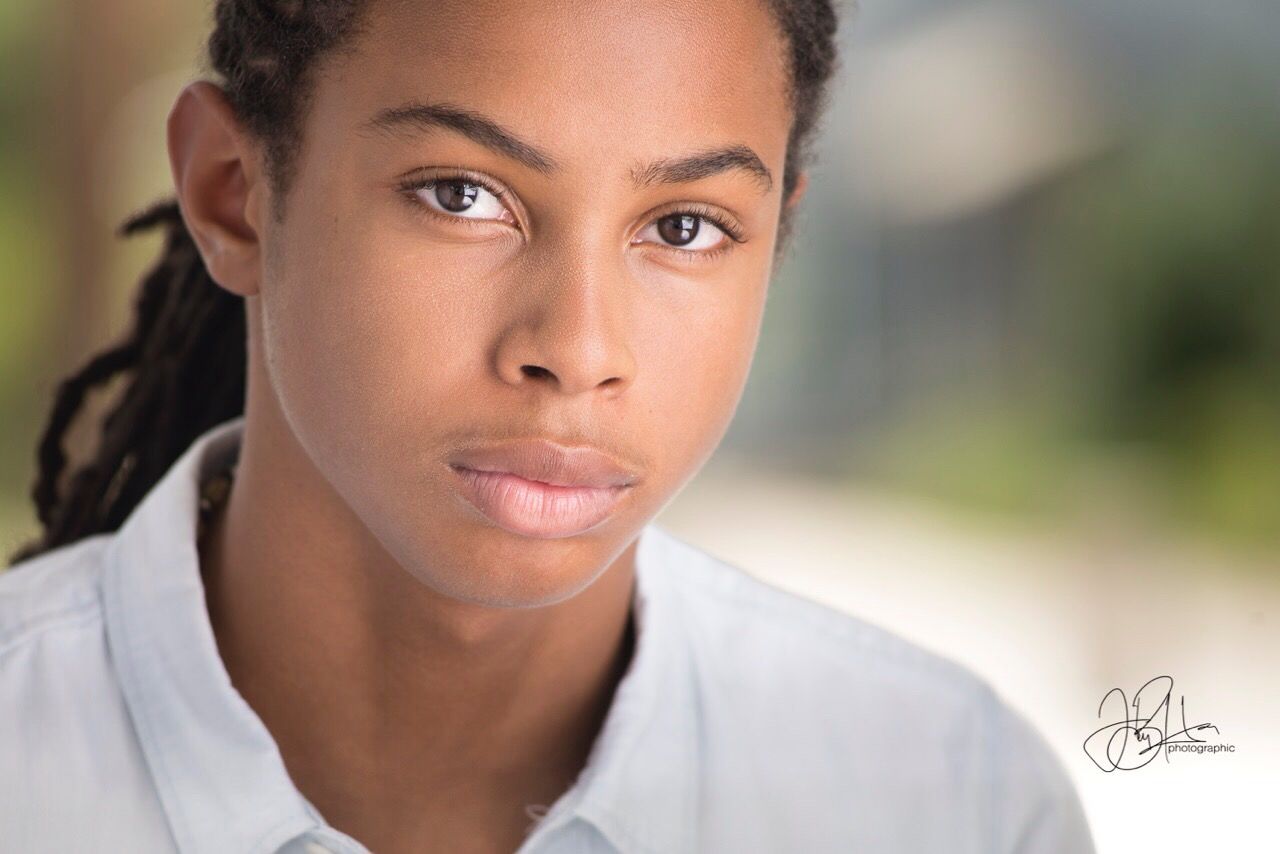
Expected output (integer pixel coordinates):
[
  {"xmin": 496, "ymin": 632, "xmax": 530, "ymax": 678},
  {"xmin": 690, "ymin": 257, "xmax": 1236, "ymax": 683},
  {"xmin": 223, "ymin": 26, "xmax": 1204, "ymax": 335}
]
[{"xmin": 494, "ymin": 226, "xmax": 635, "ymax": 395}]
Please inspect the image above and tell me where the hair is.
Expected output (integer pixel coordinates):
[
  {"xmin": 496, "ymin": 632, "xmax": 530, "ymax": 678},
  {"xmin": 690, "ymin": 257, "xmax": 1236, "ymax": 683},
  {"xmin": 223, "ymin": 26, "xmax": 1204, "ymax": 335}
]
[{"xmin": 7, "ymin": 0, "xmax": 844, "ymax": 567}]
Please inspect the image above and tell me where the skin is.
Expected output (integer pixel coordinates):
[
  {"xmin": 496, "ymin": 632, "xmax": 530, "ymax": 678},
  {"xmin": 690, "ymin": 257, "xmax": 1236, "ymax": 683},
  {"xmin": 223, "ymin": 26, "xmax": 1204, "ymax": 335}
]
[{"xmin": 169, "ymin": 0, "xmax": 807, "ymax": 851}]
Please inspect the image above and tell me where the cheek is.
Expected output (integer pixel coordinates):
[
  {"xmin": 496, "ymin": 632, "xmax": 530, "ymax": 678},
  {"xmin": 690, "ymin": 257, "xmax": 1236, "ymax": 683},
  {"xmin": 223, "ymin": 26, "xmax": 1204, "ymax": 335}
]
[
  {"xmin": 638, "ymin": 274, "xmax": 768, "ymax": 473},
  {"xmin": 257, "ymin": 223, "xmax": 485, "ymax": 479}
]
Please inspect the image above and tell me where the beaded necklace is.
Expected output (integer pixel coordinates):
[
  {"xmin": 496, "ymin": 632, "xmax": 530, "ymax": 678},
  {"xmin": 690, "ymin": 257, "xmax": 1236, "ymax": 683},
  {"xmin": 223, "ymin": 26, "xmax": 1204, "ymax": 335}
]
[{"xmin": 196, "ymin": 464, "xmax": 236, "ymax": 545}]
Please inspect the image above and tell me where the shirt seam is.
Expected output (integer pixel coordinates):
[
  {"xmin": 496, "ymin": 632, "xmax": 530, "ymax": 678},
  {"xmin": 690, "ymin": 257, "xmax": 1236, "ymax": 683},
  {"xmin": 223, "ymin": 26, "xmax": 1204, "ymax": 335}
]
[{"xmin": 0, "ymin": 602, "xmax": 102, "ymax": 660}]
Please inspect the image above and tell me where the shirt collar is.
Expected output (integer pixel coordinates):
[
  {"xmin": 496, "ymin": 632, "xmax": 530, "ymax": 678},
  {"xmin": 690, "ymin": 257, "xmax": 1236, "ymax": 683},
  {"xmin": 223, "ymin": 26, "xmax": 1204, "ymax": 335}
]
[
  {"xmin": 102, "ymin": 416, "xmax": 698, "ymax": 854},
  {"xmin": 536, "ymin": 512, "xmax": 702, "ymax": 854},
  {"xmin": 103, "ymin": 416, "xmax": 318, "ymax": 854}
]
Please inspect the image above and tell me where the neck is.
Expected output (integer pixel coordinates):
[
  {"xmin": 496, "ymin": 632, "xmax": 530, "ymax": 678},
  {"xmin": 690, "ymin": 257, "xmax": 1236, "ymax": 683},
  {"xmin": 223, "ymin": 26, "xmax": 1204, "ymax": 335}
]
[{"xmin": 197, "ymin": 417, "xmax": 638, "ymax": 853}]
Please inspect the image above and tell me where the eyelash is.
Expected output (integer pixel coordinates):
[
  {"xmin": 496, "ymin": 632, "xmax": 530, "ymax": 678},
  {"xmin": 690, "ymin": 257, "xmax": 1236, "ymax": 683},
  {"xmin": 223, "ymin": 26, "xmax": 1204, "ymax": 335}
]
[{"xmin": 394, "ymin": 169, "xmax": 747, "ymax": 262}]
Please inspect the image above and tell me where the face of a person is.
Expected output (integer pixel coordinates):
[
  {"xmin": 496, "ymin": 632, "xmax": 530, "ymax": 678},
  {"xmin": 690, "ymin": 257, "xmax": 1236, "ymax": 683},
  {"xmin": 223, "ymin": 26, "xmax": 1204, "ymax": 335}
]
[{"xmin": 252, "ymin": 0, "xmax": 798, "ymax": 607}]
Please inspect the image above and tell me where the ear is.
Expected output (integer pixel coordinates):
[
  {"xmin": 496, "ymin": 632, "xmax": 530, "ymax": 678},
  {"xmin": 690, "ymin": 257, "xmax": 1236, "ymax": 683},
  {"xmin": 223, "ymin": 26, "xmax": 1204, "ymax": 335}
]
[
  {"xmin": 782, "ymin": 170, "xmax": 809, "ymax": 213},
  {"xmin": 166, "ymin": 80, "xmax": 267, "ymax": 297}
]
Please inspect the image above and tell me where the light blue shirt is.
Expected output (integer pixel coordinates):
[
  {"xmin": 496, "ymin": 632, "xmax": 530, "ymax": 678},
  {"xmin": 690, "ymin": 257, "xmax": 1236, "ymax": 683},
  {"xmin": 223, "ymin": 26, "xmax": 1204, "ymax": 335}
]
[{"xmin": 0, "ymin": 417, "xmax": 1094, "ymax": 853}]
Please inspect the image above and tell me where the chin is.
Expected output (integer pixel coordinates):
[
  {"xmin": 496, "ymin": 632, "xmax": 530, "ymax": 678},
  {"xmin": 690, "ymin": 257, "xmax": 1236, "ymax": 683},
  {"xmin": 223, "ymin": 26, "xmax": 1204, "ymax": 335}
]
[{"xmin": 400, "ymin": 531, "xmax": 613, "ymax": 610}]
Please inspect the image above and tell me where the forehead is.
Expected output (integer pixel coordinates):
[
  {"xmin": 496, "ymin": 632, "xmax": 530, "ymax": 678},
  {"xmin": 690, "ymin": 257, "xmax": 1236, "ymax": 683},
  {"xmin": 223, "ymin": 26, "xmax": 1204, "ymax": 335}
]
[{"xmin": 310, "ymin": 0, "xmax": 793, "ymax": 179}]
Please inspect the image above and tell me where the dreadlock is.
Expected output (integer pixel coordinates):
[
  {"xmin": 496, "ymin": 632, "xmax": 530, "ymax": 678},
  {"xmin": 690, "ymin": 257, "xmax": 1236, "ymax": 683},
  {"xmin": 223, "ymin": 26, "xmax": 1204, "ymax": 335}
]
[{"xmin": 7, "ymin": 0, "xmax": 843, "ymax": 567}]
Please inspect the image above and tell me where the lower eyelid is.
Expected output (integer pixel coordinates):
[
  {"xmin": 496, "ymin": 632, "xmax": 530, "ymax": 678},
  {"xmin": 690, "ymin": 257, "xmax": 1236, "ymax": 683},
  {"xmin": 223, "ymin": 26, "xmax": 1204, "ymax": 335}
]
[{"xmin": 638, "ymin": 237, "xmax": 737, "ymax": 265}]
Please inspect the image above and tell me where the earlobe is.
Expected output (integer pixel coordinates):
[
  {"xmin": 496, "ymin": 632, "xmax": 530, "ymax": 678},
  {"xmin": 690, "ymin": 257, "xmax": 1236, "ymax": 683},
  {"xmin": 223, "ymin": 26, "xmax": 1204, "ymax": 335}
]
[{"xmin": 166, "ymin": 80, "xmax": 264, "ymax": 297}]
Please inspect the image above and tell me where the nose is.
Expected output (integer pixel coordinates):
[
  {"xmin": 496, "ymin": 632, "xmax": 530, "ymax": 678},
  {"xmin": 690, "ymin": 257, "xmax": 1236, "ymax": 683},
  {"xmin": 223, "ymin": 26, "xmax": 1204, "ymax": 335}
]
[{"xmin": 493, "ymin": 241, "xmax": 637, "ymax": 398}]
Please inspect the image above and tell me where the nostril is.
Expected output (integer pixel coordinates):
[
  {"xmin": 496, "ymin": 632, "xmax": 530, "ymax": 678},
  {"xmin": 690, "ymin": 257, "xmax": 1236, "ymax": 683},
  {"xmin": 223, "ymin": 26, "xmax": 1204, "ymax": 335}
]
[{"xmin": 521, "ymin": 365, "xmax": 552, "ymax": 379}]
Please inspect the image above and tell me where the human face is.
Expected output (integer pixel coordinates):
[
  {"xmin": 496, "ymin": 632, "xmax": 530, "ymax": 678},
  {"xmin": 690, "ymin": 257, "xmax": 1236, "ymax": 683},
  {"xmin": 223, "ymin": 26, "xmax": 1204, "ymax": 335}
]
[{"xmin": 253, "ymin": 0, "xmax": 799, "ymax": 607}]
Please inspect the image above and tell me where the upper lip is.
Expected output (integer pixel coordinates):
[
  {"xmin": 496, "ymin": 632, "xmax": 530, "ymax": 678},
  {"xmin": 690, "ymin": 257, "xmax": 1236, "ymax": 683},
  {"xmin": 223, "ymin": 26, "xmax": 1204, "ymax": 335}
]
[{"xmin": 449, "ymin": 438, "xmax": 641, "ymax": 489}]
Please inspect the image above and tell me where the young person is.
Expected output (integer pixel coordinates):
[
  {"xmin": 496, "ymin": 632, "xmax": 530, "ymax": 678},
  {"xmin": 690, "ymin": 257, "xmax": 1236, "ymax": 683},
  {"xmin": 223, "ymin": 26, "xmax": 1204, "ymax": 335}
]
[{"xmin": 0, "ymin": 1, "xmax": 1094, "ymax": 852}]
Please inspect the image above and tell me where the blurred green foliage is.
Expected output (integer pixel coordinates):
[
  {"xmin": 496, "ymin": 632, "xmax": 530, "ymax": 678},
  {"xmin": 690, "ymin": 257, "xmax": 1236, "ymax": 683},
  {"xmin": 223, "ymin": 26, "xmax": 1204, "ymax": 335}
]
[
  {"xmin": 1039, "ymin": 105, "xmax": 1280, "ymax": 546},
  {"xmin": 863, "ymin": 100, "xmax": 1280, "ymax": 552},
  {"xmin": 0, "ymin": 2, "xmax": 57, "ymax": 552}
]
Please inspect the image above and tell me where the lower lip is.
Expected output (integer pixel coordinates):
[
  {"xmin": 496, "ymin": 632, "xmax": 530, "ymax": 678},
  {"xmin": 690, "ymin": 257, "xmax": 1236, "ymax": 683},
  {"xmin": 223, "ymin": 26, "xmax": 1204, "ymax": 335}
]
[{"xmin": 448, "ymin": 466, "xmax": 632, "ymax": 539}]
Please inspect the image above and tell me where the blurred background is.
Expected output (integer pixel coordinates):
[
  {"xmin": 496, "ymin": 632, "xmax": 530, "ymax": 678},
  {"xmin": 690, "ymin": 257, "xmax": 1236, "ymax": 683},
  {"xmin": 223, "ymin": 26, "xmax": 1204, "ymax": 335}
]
[{"xmin": 1, "ymin": 0, "xmax": 1276, "ymax": 850}]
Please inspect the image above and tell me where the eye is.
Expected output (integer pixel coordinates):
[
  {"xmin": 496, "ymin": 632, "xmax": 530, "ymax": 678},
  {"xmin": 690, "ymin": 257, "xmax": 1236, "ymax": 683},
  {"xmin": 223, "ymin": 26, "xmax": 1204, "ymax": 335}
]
[
  {"xmin": 633, "ymin": 206, "xmax": 746, "ymax": 258},
  {"xmin": 397, "ymin": 170, "xmax": 516, "ymax": 225}
]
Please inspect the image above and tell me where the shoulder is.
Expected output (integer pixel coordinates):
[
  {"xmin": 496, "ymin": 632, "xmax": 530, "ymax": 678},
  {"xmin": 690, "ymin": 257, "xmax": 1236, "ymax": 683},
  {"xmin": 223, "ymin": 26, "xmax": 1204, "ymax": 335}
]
[
  {"xmin": 982, "ymin": 693, "xmax": 1097, "ymax": 853},
  {"xmin": 0, "ymin": 536, "xmax": 174, "ymax": 850},
  {"xmin": 653, "ymin": 525, "xmax": 994, "ymax": 709},
  {"xmin": 648, "ymin": 526, "xmax": 1095, "ymax": 852}
]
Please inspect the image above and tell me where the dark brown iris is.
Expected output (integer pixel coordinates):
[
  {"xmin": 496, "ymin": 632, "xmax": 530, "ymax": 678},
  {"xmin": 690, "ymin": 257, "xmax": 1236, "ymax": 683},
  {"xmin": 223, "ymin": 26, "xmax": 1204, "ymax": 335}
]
[
  {"xmin": 657, "ymin": 213, "xmax": 699, "ymax": 246},
  {"xmin": 435, "ymin": 181, "xmax": 480, "ymax": 212}
]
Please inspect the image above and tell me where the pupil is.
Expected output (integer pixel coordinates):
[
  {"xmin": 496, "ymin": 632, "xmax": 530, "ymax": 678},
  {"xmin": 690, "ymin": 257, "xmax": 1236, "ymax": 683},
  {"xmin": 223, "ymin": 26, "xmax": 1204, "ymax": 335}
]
[
  {"xmin": 658, "ymin": 214, "xmax": 699, "ymax": 246},
  {"xmin": 436, "ymin": 181, "xmax": 479, "ymax": 212}
]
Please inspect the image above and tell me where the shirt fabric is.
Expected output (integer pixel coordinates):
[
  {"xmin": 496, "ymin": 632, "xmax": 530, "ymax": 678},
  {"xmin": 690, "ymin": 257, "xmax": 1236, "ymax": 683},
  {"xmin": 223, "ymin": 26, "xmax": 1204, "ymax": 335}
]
[{"xmin": 0, "ymin": 416, "xmax": 1095, "ymax": 854}]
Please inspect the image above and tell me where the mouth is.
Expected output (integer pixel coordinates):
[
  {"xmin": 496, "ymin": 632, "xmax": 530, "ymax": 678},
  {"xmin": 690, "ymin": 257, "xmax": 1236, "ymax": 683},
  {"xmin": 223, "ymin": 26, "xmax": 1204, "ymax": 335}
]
[{"xmin": 448, "ymin": 464, "xmax": 634, "ymax": 539}]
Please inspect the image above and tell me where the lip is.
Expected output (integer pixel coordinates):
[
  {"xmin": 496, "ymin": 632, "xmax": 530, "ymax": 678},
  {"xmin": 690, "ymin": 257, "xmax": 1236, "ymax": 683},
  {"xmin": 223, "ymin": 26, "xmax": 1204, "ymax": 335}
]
[{"xmin": 447, "ymin": 438, "xmax": 640, "ymax": 539}]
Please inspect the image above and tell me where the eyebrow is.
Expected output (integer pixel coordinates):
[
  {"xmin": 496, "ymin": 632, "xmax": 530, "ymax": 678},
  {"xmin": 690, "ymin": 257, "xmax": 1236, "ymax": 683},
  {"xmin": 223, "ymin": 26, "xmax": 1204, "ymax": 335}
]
[{"xmin": 361, "ymin": 100, "xmax": 773, "ymax": 194}]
